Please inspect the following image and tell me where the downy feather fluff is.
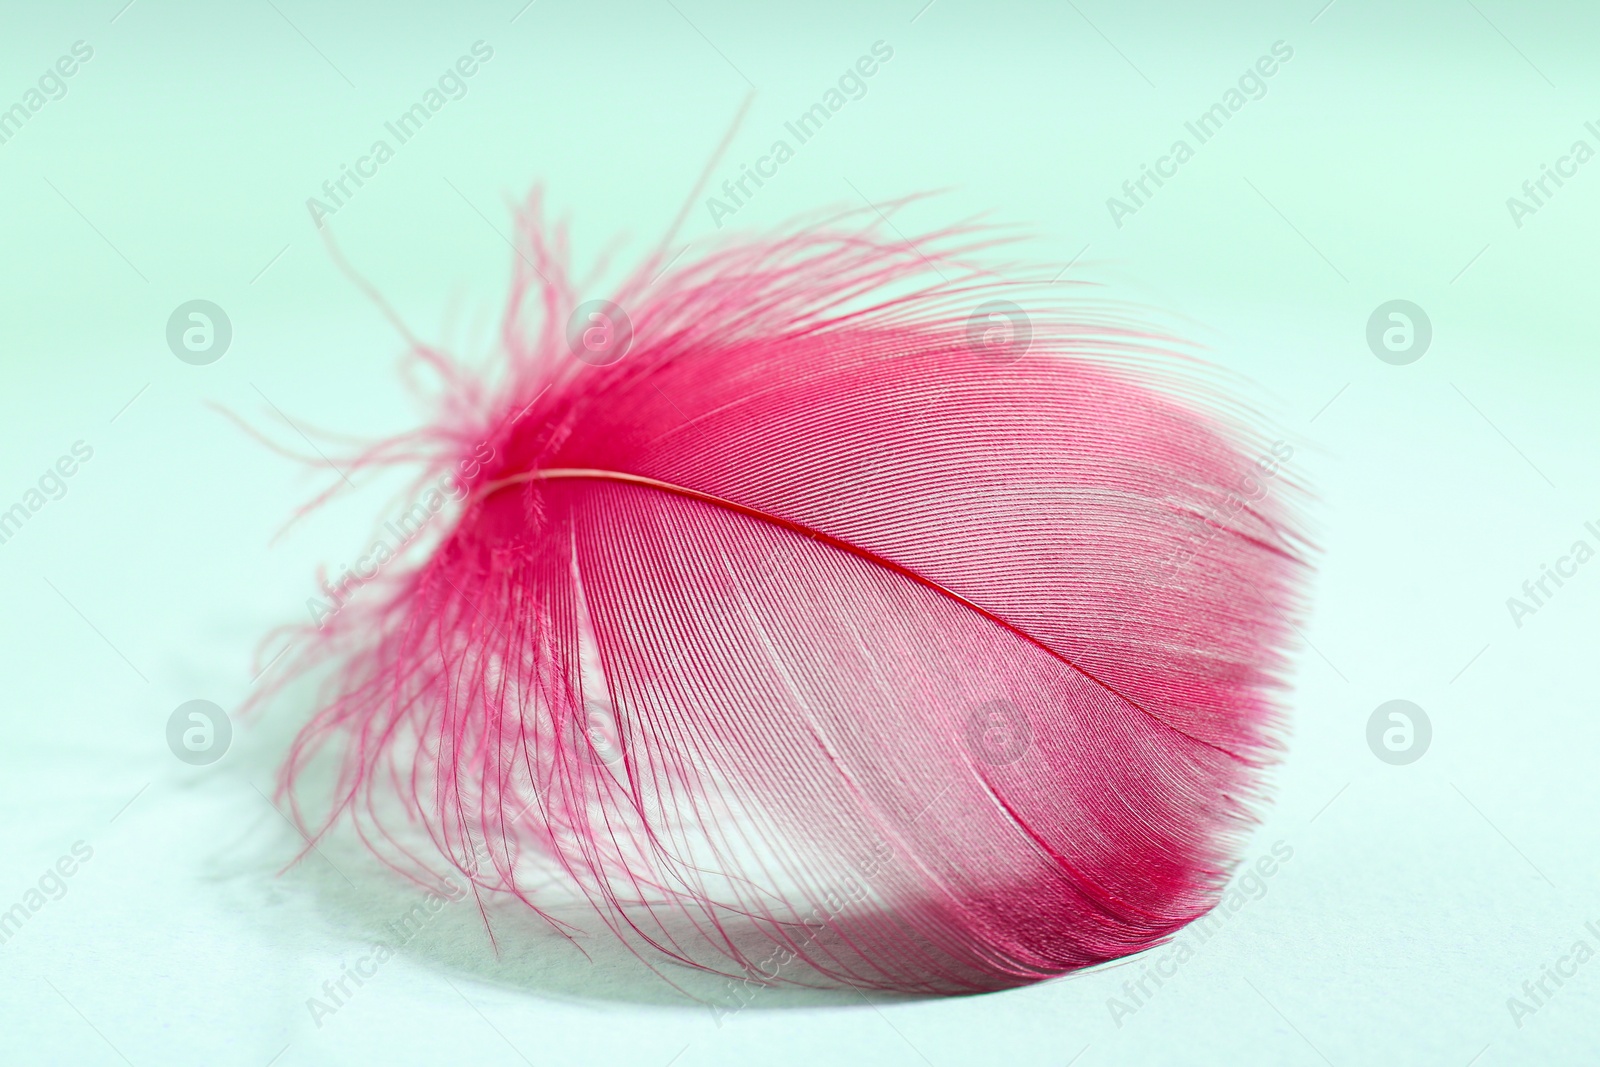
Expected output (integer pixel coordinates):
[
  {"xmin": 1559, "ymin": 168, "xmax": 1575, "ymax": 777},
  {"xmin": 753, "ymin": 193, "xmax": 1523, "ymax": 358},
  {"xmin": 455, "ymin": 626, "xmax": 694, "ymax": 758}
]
[{"xmin": 271, "ymin": 192, "xmax": 1309, "ymax": 996}]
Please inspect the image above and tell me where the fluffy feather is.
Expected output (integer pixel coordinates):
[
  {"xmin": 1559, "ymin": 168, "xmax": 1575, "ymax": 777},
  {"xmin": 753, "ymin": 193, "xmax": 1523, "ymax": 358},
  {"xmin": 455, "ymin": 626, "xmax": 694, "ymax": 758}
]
[{"xmin": 271, "ymin": 193, "xmax": 1309, "ymax": 996}]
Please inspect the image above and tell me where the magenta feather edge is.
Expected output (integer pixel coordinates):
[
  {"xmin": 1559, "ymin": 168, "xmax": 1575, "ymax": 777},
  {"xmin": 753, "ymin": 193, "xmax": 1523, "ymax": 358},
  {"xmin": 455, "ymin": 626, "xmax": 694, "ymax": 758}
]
[{"xmin": 257, "ymin": 191, "xmax": 1312, "ymax": 999}]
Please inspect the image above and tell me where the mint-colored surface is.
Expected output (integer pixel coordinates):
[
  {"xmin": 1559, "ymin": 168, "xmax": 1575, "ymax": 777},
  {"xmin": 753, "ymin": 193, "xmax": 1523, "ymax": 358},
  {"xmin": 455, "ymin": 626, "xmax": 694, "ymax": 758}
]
[{"xmin": 3, "ymin": 1, "xmax": 1597, "ymax": 1063}]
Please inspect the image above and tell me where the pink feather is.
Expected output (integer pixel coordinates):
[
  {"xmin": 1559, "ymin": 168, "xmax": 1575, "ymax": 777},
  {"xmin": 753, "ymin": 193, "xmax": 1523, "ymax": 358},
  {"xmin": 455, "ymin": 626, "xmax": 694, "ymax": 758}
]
[{"xmin": 273, "ymin": 193, "xmax": 1309, "ymax": 996}]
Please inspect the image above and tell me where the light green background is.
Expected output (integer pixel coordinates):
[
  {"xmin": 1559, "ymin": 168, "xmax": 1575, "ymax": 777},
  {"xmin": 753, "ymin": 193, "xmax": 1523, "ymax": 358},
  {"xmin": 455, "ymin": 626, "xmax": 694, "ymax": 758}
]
[{"xmin": 3, "ymin": 1, "xmax": 1599, "ymax": 1064}]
